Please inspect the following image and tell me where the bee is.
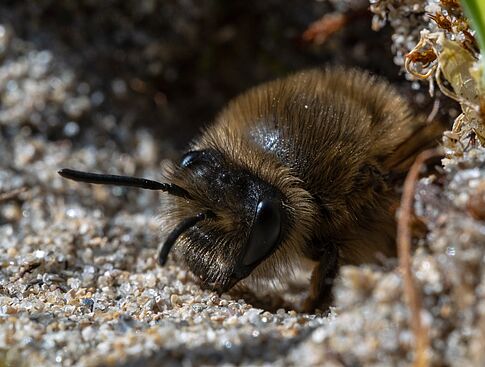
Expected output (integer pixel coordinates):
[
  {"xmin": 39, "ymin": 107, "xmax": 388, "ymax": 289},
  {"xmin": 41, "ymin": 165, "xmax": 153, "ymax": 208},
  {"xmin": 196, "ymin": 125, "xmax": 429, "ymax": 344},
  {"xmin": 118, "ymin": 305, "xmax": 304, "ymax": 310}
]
[{"xmin": 59, "ymin": 68, "xmax": 443, "ymax": 311}]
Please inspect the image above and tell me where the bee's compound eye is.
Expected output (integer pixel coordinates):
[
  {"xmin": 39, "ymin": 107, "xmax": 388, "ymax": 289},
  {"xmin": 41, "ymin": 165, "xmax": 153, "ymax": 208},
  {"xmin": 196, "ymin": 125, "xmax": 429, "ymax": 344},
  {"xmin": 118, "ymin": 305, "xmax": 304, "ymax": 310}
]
[
  {"xmin": 242, "ymin": 198, "xmax": 282, "ymax": 266},
  {"xmin": 180, "ymin": 150, "xmax": 203, "ymax": 167}
]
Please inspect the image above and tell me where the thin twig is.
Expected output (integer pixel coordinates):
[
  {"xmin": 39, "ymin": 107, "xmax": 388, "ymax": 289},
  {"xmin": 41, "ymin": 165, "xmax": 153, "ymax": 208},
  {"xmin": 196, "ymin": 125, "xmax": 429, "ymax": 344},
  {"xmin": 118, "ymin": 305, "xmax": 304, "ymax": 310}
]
[
  {"xmin": 426, "ymin": 99, "xmax": 440, "ymax": 123},
  {"xmin": 302, "ymin": 9, "xmax": 368, "ymax": 46},
  {"xmin": 0, "ymin": 187, "xmax": 28, "ymax": 203},
  {"xmin": 397, "ymin": 148, "xmax": 442, "ymax": 367},
  {"xmin": 302, "ymin": 12, "xmax": 348, "ymax": 45}
]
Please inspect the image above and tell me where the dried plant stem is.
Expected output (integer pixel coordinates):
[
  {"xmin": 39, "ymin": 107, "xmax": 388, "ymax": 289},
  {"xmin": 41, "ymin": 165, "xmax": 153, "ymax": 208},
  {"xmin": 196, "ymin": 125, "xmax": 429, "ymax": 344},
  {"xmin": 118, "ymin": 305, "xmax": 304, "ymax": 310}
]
[
  {"xmin": 0, "ymin": 187, "xmax": 27, "ymax": 203},
  {"xmin": 397, "ymin": 148, "xmax": 442, "ymax": 367}
]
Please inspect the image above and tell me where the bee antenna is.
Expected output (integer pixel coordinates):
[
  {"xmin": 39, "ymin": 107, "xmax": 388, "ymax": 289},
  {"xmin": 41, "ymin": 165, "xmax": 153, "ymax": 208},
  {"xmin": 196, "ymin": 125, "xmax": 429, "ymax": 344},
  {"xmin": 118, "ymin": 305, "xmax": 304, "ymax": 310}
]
[
  {"xmin": 58, "ymin": 168, "xmax": 192, "ymax": 199},
  {"xmin": 158, "ymin": 211, "xmax": 215, "ymax": 266}
]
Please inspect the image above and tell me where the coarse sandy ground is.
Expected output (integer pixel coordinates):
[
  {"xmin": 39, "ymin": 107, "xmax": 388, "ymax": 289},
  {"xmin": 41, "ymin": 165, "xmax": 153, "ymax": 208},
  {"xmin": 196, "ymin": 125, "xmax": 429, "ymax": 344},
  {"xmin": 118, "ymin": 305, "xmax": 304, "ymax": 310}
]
[{"xmin": 1, "ymin": 1, "xmax": 485, "ymax": 366}]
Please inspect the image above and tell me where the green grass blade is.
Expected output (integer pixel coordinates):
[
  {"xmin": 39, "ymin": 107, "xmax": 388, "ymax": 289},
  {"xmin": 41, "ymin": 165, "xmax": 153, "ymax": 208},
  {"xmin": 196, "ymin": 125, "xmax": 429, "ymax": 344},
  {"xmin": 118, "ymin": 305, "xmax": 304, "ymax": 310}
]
[{"xmin": 461, "ymin": 0, "xmax": 485, "ymax": 87}]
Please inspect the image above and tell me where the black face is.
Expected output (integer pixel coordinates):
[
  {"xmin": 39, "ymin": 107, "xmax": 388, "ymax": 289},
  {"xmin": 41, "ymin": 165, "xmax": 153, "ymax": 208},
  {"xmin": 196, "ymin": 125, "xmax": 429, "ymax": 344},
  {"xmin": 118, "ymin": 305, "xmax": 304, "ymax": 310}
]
[
  {"xmin": 161, "ymin": 148, "xmax": 287, "ymax": 292},
  {"xmin": 58, "ymin": 148, "xmax": 289, "ymax": 293}
]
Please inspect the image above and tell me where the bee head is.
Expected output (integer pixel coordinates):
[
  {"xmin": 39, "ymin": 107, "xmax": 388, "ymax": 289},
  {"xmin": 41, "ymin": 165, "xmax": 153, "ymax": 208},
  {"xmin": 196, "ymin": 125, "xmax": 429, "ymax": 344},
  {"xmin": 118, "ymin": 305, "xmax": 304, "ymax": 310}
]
[
  {"xmin": 58, "ymin": 144, "xmax": 317, "ymax": 293},
  {"xmin": 160, "ymin": 148, "xmax": 291, "ymax": 292}
]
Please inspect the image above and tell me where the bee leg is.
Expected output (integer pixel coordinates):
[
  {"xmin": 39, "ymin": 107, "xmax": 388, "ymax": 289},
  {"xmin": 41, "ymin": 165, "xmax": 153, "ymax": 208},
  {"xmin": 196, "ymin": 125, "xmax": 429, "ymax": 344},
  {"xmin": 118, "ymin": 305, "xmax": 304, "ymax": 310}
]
[{"xmin": 302, "ymin": 243, "xmax": 339, "ymax": 313}]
